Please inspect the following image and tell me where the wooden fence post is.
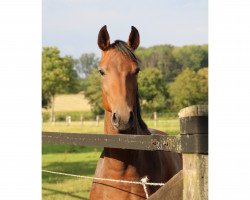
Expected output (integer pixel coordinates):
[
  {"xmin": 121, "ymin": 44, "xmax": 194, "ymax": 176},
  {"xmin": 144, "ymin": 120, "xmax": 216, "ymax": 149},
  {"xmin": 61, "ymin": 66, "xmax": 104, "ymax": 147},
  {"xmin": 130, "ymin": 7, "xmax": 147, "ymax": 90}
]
[
  {"xmin": 179, "ymin": 105, "xmax": 208, "ymax": 200},
  {"xmin": 68, "ymin": 116, "xmax": 71, "ymax": 125},
  {"xmin": 80, "ymin": 115, "xmax": 84, "ymax": 127},
  {"xmin": 153, "ymin": 112, "xmax": 157, "ymax": 128},
  {"xmin": 66, "ymin": 116, "xmax": 71, "ymax": 126},
  {"xmin": 52, "ymin": 116, "xmax": 56, "ymax": 125},
  {"xmin": 96, "ymin": 115, "xmax": 99, "ymax": 126}
]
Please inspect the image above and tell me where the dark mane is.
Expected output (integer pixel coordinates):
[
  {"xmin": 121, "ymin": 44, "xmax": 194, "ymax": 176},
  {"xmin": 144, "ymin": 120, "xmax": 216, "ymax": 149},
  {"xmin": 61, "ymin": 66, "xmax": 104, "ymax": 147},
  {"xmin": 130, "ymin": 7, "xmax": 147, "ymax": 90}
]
[
  {"xmin": 109, "ymin": 40, "xmax": 140, "ymax": 64},
  {"xmin": 136, "ymin": 90, "xmax": 151, "ymax": 135}
]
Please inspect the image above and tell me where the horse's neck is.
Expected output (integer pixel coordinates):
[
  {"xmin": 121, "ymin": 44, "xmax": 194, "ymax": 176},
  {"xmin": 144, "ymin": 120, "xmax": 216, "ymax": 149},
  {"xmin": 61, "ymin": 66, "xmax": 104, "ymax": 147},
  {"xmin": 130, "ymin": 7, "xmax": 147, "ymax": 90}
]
[{"xmin": 102, "ymin": 110, "xmax": 148, "ymax": 172}]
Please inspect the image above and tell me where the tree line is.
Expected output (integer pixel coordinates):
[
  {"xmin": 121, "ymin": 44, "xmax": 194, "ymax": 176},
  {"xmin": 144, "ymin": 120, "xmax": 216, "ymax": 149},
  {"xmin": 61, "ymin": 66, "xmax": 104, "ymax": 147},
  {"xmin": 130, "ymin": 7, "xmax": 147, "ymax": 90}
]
[{"xmin": 42, "ymin": 44, "xmax": 208, "ymax": 121}]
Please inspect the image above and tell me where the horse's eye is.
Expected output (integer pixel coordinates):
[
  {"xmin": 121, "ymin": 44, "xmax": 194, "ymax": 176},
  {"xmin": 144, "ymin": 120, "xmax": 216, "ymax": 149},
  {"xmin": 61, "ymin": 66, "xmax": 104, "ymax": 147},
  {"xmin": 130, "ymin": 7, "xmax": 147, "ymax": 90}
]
[
  {"xmin": 135, "ymin": 68, "xmax": 140, "ymax": 75},
  {"xmin": 99, "ymin": 69, "xmax": 105, "ymax": 76}
]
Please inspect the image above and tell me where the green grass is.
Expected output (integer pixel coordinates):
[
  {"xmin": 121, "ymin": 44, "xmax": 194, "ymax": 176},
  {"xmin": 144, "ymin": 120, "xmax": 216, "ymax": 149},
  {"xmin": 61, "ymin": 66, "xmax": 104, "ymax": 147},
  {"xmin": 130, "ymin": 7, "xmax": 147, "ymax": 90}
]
[
  {"xmin": 42, "ymin": 144, "xmax": 102, "ymax": 200},
  {"xmin": 42, "ymin": 118, "xmax": 179, "ymax": 199}
]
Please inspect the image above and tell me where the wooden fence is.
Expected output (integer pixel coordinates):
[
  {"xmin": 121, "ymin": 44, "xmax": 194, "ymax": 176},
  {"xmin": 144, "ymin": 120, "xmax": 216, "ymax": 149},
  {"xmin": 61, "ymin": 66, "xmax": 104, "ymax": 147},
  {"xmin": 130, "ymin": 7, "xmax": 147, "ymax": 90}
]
[{"xmin": 42, "ymin": 105, "xmax": 208, "ymax": 200}]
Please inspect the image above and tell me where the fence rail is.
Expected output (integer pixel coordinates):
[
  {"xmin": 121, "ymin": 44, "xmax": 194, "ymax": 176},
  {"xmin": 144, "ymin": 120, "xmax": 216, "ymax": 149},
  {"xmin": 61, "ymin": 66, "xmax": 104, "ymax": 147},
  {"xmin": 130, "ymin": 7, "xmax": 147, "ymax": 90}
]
[{"xmin": 42, "ymin": 131, "xmax": 207, "ymax": 154}]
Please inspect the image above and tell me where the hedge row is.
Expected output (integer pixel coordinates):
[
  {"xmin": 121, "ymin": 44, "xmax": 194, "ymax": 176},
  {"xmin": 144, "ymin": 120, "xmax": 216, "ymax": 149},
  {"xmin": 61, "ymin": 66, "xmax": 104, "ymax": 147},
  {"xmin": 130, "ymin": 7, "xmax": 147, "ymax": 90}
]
[{"xmin": 42, "ymin": 111, "xmax": 96, "ymax": 122}]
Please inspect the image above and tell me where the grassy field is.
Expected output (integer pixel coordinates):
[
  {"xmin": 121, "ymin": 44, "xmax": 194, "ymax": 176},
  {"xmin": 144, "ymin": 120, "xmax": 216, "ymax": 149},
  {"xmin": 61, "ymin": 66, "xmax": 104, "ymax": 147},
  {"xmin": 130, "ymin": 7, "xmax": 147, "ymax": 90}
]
[
  {"xmin": 42, "ymin": 119, "xmax": 179, "ymax": 200},
  {"xmin": 42, "ymin": 119, "xmax": 179, "ymax": 135},
  {"xmin": 42, "ymin": 144, "xmax": 102, "ymax": 200}
]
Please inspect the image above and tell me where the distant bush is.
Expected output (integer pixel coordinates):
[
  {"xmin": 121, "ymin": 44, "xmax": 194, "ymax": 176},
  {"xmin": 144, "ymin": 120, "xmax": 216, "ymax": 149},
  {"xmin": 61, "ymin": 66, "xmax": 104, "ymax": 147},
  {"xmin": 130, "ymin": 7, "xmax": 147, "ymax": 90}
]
[
  {"xmin": 168, "ymin": 67, "xmax": 208, "ymax": 111},
  {"xmin": 138, "ymin": 67, "xmax": 170, "ymax": 113},
  {"xmin": 42, "ymin": 112, "xmax": 50, "ymax": 122},
  {"xmin": 82, "ymin": 70, "xmax": 104, "ymax": 115}
]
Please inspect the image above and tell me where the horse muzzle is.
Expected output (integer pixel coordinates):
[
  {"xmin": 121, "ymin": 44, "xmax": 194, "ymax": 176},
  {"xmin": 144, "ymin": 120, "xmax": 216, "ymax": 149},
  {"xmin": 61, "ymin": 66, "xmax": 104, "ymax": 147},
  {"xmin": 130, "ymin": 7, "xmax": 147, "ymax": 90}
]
[{"xmin": 111, "ymin": 111, "xmax": 134, "ymax": 133}]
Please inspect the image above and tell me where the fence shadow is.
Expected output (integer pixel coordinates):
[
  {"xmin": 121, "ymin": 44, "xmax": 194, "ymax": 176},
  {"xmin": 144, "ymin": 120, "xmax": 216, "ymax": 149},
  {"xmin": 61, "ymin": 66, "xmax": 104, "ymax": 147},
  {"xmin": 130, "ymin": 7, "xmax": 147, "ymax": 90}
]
[
  {"xmin": 42, "ymin": 186, "xmax": 89, "ymax": 200},
  {"xmin": 43, "ymin": 160, "xmax": 98, "ymax": 184},
  {"xmin": 42, "ymin": 143, "xmax": 102, "ymax": 154}
]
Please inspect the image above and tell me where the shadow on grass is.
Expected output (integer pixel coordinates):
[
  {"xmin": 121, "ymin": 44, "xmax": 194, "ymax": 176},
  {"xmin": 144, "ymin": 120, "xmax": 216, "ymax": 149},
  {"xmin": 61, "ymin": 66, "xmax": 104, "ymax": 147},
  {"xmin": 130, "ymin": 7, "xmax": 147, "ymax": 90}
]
[
  {"xmin": 42, "ymin": 187, "xmax": 89, "ymax": 200},
  {"xmin": 42, "ymin": 160, "xmax": 99, "ymax": 184},
  {"xmin": 42, "ymin": 143, "xmax": 102, "ymax": 154}
]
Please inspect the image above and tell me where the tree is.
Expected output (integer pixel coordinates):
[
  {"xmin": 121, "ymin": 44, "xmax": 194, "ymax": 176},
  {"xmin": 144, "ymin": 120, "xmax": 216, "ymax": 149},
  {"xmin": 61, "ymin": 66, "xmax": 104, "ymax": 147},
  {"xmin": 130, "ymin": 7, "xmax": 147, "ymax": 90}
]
[
  {"xmin": 168, "ymin": 68, "xmax": 208, "ymax": 111},
  {"xmin": 83, "ymin": 69, "xmax": 103, "ymax": 115},
  {"xmin": 42, "ymin": 47, "xmax": 78, "ymax": 121},
  {"xmin": 75, "ymin": 53, "xmax": 99, "ymax": 78},
  {"xmin": 42, "ymin": 89, "xmax": 51, "ymax": 109},
  {"xmin": 138, "ymin": 67, "xmax": 169, "ymax": 112},
  {"xmin": 172, "ymin": 45, "xmax": 208, "ymax": 71},
  {"xmin": 136, "ymin": 45, "xmax": 175, "ymax": 75}
]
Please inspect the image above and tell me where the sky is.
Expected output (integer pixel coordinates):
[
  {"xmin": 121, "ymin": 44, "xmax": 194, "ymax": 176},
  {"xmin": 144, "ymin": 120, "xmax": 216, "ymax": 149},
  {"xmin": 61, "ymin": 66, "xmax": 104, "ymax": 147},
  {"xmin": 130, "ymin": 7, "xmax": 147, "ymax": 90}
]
[{"xmin": 43, "ymin": 0, "xmax": 208, "ymax": 58}]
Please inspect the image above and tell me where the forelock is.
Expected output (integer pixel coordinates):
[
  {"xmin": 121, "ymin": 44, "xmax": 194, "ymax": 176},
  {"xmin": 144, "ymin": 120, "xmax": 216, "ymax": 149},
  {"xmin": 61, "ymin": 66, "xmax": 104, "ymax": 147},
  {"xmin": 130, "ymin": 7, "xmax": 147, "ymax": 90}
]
[{"xmin": 109, "ymin": 40, "xmax": 139, "ymax": 64}]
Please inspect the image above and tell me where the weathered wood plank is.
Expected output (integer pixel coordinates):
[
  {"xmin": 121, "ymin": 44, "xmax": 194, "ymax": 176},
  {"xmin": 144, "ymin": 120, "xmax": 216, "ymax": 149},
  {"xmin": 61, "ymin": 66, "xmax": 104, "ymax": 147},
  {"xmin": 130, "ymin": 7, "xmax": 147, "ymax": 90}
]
[
  {"xmin": 178, "ymin": 105, "xmax": 208, "ymax": 118},
  {"xmin": 180, "ymin": 116, "xmax": 208, "ymax": 134},
  {"xmin": 42, "ymin": 132, "xmax": 182, "ymax": 152},
  {"xmin": 179, "ymin": 105, "xmax": 208, "ymax": 200},
  {"xmin": 42, "ymin": 132, "xmax": 207, "ymax": 154},
  {"xmin": 147, "ymin": 170, "xmax": 183, "ymax": 200},
  {"xmin": 183, "ymin": 155, "xmax": 208, "ymax": 200}
]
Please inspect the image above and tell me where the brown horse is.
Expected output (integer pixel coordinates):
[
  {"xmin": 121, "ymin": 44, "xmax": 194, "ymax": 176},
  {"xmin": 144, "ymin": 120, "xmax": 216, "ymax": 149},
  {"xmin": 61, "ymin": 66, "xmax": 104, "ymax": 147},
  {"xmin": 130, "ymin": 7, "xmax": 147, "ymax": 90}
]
[{"xmin": 90, "ymin": 25, "xmax": 182, "ymax": 200}]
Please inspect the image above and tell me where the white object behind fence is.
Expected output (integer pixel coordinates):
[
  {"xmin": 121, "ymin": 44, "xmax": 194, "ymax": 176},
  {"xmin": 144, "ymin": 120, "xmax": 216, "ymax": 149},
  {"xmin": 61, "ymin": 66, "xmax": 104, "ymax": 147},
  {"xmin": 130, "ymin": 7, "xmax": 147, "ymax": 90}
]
[{"xmin": 153, "ymin": 112, "xmax": 157, "ymax": 127}]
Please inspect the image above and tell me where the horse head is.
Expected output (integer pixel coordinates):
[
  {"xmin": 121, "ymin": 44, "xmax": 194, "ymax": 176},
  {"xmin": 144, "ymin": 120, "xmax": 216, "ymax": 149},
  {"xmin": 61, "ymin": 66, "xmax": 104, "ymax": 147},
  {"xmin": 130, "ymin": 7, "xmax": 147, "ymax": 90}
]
[{"xmin": 97, "ymin": 25, "xmax": 140, "ymax": 133}]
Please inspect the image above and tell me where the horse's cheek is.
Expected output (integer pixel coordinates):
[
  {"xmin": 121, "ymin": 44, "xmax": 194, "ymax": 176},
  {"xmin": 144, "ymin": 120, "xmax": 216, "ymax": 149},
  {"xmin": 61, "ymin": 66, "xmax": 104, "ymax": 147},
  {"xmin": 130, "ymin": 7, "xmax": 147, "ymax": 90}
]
[{"xmin": 102, "ymin": 92, "xmax": 112, "ymax": 112}]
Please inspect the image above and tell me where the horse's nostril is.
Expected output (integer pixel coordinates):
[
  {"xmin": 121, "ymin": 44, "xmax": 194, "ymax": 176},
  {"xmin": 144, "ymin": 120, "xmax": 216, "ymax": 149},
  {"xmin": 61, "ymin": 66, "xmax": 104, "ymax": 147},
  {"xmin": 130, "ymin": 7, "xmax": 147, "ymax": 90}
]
[
  {"xmin": 112, "ymin": 112, "xmax": 134, "ymax": 131},
  {"xmin": 112, "ymin": 113, "xmax": 119, "ymax": 125}
]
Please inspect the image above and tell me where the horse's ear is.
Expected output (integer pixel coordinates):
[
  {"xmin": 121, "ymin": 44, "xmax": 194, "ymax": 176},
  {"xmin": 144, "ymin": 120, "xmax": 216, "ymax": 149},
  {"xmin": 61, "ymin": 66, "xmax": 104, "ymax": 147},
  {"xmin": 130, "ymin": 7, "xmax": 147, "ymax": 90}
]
[
  {"xmin": 128, "ymin": 26, "xmax": 140, "ymax": 50},
  {"xmin": 98, "ymin": 25, "xmax": 110, "ymax": 51}
]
